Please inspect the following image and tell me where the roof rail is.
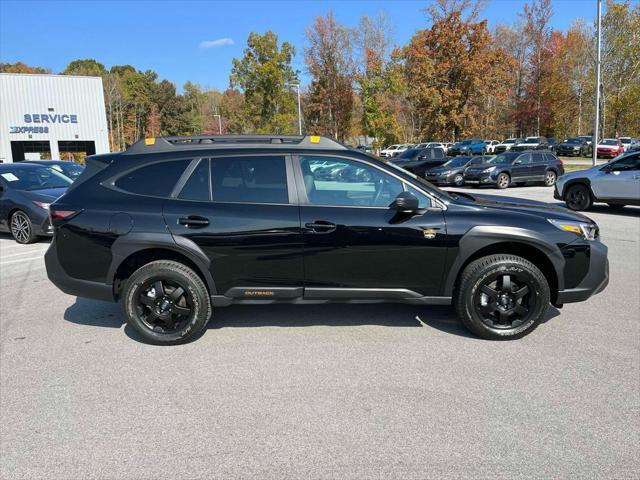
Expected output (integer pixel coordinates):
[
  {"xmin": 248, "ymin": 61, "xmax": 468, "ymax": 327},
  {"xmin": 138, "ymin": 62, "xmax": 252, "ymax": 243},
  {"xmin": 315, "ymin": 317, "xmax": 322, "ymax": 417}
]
[{"xmin": 123, "ymin": 134, "xmax": 347, "ymax": 154}]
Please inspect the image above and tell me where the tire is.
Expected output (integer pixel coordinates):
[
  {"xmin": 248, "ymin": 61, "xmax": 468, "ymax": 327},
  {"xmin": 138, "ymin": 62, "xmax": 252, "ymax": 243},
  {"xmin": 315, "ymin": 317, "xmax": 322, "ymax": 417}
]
[
  {"xmin": 453, "ymin": 173, "xmax": 464, "ymax": 187},
  {"xmin": 564, "ymin": 184, "xmax": 593, "ymax": 211},
  {"xmin": 122, "ymin": 260, "xmax": 212, "ymax": 345},
  {"xmin": 454, "ymin": 254, "xmax": 550, "ymax": 340},
  {"xmin": 544, "ymin": 170, "xmax": 557, "ymax": 187},
  {"xmin": 10, "ymin": 210, "xmax": 37, "ymax": 244},
  {"xmin": 496, "ymin": 172, "xmax": 510, "ymax": 189}
]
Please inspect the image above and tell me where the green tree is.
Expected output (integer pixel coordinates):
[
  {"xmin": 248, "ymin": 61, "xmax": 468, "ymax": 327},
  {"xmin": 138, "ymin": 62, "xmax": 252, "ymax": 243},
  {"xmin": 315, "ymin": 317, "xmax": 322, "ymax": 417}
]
[
  {"xmin": 230, "ymin": 31, "xmax": 299, "ymax": 134},
  {"xmin": 62, "ymin": 59, "xmax": 106, "ymax": 77}
]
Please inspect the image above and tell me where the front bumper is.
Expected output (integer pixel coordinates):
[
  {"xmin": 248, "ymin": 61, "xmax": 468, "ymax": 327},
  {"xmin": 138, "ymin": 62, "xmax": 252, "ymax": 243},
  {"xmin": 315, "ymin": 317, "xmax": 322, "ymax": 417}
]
[
  {"xmin": 463, "ymin": 173, "xmax": 496, "ymax": 185},
  {"xmin": 45, "ymin": 237, "xmax": 115, "ymax": 302},
  {"xmin": 557, "ymin": 148, "xmax": 582, "ymax": 156},
  {"xmin": 556, "ymin": 240, "xmax": 609, "ymax": 304}
]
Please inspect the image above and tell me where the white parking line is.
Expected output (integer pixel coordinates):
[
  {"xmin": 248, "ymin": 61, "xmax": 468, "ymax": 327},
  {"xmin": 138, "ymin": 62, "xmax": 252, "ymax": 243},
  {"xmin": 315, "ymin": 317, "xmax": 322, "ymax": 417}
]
[
  {"xmin": 0, "ymin": 256, "xmax": 44, "ymax": 266},
  {"xmin": 0, "ymin": 249, "xmax": 47, "ymax": 260}
]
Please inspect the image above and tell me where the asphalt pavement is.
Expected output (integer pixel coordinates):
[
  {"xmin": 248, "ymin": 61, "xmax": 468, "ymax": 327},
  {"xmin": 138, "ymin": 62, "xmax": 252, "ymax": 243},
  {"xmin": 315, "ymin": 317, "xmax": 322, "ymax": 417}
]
[{"xmin": 1, "ymin": 186, "xmax": 639, "ymax": 479}]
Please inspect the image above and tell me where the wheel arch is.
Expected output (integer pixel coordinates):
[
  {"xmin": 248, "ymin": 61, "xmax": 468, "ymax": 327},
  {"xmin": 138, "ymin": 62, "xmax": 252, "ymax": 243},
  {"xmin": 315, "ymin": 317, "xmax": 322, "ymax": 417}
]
[
  {"xmin": 108, "ymin": 233, "xmax": 217, "ymax": 299},
  {"xmin": 444, "ymin": 227, "xmax": 564, "ymax": 304},
  {"xmin": 561, "ymin": 177, "xmax": 593, "ymax": 200}
]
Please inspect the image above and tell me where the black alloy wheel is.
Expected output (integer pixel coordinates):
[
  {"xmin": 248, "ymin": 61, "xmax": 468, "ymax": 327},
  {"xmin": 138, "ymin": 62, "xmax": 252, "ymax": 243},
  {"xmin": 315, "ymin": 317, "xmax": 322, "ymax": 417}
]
[
  {"xmin": 123, "ymin": 260, "xmax": 212, "ymax": 345},
  {"xmin": 496, "ymin": 172, "xmax": 510, "ymax": 189},
  {"xmin": 10, "ymin": 210, "xmax": 36, "ymax": 244},
  {"xmin": 137, "ymin": 279, "xmax": 193, "ymax": 333},
  {"xmin": 565, "ymin": 184, "xmax": 592, "ymax": 211},
  {"xmin": 475, "ymin": 272, "xmax": 533, "ymax": 329},
  {"xmin": 544, "ymin": 170, "xmax": 557, "ymax": 186},
  {"xmin": 455, "ymin": 254, "xmax": 550, "ymax": 340}
]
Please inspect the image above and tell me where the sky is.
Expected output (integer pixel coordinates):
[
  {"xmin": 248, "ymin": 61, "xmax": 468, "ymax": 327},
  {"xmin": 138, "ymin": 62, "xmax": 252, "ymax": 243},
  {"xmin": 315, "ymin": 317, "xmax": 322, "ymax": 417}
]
[{"xmin": 0, "ymin": 0, "xmax": 607, "ymax": 91}]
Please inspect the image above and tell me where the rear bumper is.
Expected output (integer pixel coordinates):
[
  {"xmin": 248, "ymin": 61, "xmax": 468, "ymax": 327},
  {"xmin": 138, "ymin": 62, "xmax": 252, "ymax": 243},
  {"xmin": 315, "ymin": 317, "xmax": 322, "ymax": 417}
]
[
  {"xmin": 45, "ymin": 237, "xmax": 115, "ymax": 302},
  {"xmin": 556, "ymin": 241, "xmax": 609, "ymax": 304}
]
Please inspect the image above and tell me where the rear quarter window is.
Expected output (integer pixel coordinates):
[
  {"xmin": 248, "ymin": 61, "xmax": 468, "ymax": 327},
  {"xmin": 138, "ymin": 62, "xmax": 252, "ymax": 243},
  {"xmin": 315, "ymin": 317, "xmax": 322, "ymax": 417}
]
[{"xmin": 114, "ymin": 159, "xmax": 190, "ymax": 197}]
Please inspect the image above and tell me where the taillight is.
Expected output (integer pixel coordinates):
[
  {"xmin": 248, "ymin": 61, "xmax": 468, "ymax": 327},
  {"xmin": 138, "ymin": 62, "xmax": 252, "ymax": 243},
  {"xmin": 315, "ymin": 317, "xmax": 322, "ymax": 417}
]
[{"xmin": 48, "ymin": 207, "xmax": 79, "ymax": 226}]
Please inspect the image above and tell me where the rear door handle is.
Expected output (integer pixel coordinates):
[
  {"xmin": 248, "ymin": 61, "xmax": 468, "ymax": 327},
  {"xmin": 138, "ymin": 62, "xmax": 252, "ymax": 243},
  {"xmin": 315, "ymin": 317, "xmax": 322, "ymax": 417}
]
[
  {"xmin": 305, "ymin": 221, "xmax": 337, "ymax": 233},
  {"xmin": 178, "ymin": 216, "xmax": 209, "ymax": 228}
]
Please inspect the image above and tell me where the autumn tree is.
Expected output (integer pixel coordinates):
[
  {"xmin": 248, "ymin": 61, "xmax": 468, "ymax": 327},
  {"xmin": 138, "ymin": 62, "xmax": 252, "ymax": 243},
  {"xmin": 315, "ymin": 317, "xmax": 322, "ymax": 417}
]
[
  {"xmin": 304, "ymin": 12, "xmax": 356, "ymax": 141},
  {"xmin": 230, "ymin": 31, "xmax": 299, "ymax": 134},
  {"xmin": 0, "ymin": 62, "xmax": 50, "ymax": 74}
]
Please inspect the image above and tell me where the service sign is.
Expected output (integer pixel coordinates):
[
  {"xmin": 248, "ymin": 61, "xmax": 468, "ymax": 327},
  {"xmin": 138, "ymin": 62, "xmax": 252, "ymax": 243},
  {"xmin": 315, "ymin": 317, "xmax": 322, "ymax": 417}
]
[{"xmin": 9, "ymin": 113, "xmax": 78, "ymax": 134}]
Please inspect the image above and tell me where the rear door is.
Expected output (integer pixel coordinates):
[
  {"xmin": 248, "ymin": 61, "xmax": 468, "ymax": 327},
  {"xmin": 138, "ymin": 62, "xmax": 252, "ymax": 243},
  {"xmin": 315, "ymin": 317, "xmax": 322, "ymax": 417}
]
[
  {"xmin": 530, "ymin": 152, "xmax": 547, "ymax": 179},
  {"xmin": 163, "ymin": 155, "xmax": 304, "ymax": 297},
  {"xmin": 294, "ymin": 154, "xmax": 447, "ymax": 297}
]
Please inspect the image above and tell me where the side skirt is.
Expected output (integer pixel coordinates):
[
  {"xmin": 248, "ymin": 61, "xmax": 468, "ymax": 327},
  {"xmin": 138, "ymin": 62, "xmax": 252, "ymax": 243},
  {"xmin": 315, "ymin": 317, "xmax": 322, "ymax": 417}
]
[{"xmin": 210, "ymin": 287, "xmax": 452, "ymax": 307}]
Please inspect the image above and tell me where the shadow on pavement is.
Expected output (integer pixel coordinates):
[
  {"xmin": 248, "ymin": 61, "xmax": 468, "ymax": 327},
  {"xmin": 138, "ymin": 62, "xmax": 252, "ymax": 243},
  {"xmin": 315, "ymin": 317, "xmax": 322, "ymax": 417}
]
[{"xmin": 63, "ymin": 297, "xmax": 562, "ymax": 343}]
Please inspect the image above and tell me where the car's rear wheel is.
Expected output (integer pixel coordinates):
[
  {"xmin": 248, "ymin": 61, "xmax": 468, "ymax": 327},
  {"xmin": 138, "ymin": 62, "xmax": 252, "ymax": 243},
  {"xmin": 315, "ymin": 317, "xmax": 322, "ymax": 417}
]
[
  {"xmin": 122, "ymin": 260, "xmax": 211, "ymax": 345},
  {"xmin": 496, "ymin": 173, "xmax": 510, "ymax": 189},
  {"xmin": 10, "ymin": 210, "xmax": 37, "ymax": 244},
  {"xmin": 453, "ymin": 173, "xmax": 464, "ymax": 186},
  {"xmin": 565, "ymin": 184, "xmax": 593, "ymax": 211},
  {"xmin": 544, "ymin": 170, "xmax": 557, "ymax": 186},
  {"xmin": 455, "ymin": 254, "xmax": 550, "ymax": 340}
]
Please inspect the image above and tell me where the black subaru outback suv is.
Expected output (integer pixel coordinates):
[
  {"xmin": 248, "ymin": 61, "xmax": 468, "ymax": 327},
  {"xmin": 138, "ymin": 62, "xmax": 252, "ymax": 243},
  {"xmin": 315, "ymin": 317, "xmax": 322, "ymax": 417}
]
[{"xmin": 45, "ymin": 135, "xmax": 608, "ymax": 344}]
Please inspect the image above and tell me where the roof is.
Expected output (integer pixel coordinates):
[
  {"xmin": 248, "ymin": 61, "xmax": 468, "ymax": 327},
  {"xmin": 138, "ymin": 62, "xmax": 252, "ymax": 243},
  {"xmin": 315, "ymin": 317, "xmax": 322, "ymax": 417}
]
[{"xmin": 123, "ymin": 135, "xmax": 348, "ymax": 155}]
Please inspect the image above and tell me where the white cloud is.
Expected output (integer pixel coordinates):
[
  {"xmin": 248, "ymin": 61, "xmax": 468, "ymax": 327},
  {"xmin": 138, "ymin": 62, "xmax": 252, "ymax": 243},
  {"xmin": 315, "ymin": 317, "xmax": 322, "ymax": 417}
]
[{"xmin": 200, "ymin": 38, "xmax": 234, "ymax": 49}]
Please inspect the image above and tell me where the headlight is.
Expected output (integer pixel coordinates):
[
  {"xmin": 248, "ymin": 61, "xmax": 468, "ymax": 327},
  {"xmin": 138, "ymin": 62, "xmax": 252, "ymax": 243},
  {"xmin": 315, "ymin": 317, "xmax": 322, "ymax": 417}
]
[
  {"xmin": 548, "ymin": 219, "xmax": 599, "ymax": 240},
  {"xmin": 33, "ymin": 202, "xmax": 50, "ymax": 210},
  {"xmin": 440, "ymin": 170, "xmax": 451, "ymax": 175},
  {"xmin": 482, "ymin": 166, "xmax": 496, "ymax": 173}
]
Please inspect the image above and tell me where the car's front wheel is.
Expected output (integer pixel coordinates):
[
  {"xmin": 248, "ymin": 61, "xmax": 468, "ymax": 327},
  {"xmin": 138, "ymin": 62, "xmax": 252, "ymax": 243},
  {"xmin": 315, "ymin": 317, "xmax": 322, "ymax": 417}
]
[
  {"xmin": 565, "ymin": 184, "xmax": 593, "ymax": 211},
  {"xmin": 453, "ymin": 173, "xmax": 464, "ymax": 186},
  {"xmin": 10, "ymin": 210, "xmax": 37, "ymax": 244},
  {"xmin": 454, "ymin": 254, "xmax": 550, "ymax": 340},
  {"xmin": 496, "ymin": 172, "xmax": 510, "ymax": 189},
  {"xmin": 122, "ymin": 260, "xmax": 212, "ymax": 345}
]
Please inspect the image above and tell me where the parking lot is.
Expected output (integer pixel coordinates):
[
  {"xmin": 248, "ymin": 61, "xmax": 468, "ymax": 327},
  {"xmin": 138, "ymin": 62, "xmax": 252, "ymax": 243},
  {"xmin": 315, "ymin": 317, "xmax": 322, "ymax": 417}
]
[{"xmin": 0, "ymin": 186, "xmax": 638, "ymax": 479}]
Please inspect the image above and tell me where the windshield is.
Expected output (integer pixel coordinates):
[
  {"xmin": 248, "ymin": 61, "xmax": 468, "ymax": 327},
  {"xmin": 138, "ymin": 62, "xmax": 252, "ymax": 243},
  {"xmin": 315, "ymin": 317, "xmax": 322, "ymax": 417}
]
[
  {"xmin": 460, "ymin": 140, "xmax": 474, "ymax": 145},
  {"xmin": 565, "ymin": 138, "xmax": 581, "ymax": 144},
  {"xmin": 620, "ymin": 138, "xmax": 631, "ymax": 144},
  {"xmin": 486, "ymin": 153, "xmax": 519, "ymax": 164},
  {"xmin": 442, "ymin": 157, "xmax": 473, "ymax": 168},
  {"xmin": 601, "ymin": 139, "xmax": 619, "ymax": 145},
  {"xmin": 51, "ymin": 162, "xmax": 84, "ymax": 179},
  {"xmin": 504, "ymin": 139, "xmax": 516, "ymax": 144},
  {"xmin": 397, "ymin": 148, "xmax": 420, "ymax": 159},
  {"xmin": 524, "ymin": 137, "xmax": 540, "ymax": 143},
  {"xmin": 0, "ymin": 167, "xmax": 72, "ymax": 190}
]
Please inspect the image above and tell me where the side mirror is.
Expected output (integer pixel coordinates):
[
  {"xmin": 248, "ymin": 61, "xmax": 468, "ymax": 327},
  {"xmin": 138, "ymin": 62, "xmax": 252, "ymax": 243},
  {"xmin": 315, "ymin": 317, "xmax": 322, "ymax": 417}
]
[
  {"xmin": 390, "ymin": 191, "xmax": 419, "ymax": 212},
  {"xmin": 513, "ymin": 160, "xmax": 522, "ymax": 165}
]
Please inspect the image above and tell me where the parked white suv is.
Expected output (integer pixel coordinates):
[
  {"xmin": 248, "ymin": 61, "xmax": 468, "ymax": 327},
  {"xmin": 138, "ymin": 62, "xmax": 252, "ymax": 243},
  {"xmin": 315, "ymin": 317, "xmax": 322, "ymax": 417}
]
[
  {"xmin": 484, "ymin": 140, "xmax": 501, "ymax": 153},
  {"xmin": 554, "ymin": 151, "xmax": 640, "ymax": 210},
  {"xmin": 380, "ymin": 144, "xmax": 402, "ymax": 158}
]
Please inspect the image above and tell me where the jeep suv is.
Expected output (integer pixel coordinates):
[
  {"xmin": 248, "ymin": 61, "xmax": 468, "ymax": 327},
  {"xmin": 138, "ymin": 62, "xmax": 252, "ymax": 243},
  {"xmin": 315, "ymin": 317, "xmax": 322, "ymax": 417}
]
[{"xmin": 45, "ymin": 135, "xmax": 608, "ymax": 344}]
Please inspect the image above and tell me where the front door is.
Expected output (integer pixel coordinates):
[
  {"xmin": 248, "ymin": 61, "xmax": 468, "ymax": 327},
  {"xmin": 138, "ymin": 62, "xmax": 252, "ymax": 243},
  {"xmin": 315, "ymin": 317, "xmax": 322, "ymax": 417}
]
[
  {"xmin": 591, "ymin": 153, "xmax": 640, "ymax": 200},
  {"xmin": 511, "ymin": 153, "xmax": 532, "ymax": 180},
  {"xmin": 163, "ymin": 155, "xmax": 304, "ymax": 297},
  {"xmin": 295, "ymin": 155, "xmax": 447, "ymax": 297}
]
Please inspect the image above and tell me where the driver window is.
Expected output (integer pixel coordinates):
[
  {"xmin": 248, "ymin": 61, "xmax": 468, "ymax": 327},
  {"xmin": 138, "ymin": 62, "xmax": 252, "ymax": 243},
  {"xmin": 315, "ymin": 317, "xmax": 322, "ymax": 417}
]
[
  {"xmin": 516, "ymin": 153, "xmax": 532, "ymax": 164},
  {"xmin": 609, "ymin": 154, "xmax": 640, "ymax": 171},
  {"xmin": 299, "ymin": 156, "xmax": 404, "ymax": 207}
]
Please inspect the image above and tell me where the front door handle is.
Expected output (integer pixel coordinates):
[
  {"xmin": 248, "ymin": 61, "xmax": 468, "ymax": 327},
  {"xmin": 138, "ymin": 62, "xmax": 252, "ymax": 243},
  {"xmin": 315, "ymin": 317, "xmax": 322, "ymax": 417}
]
[
  {"xmin": 178, "ymin": 216, "xmax": 209, "ymax": 228},
  {"xmin": 305, "ymin": 221, "xmax": 337, "ymax": 233}
]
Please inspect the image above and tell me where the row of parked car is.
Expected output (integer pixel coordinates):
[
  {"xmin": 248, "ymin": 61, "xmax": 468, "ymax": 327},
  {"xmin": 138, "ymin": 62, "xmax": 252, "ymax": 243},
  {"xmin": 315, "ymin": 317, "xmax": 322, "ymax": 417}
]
[{"xmin": 376, "ymin": 136, "xmax": 640, "ymax": 159}]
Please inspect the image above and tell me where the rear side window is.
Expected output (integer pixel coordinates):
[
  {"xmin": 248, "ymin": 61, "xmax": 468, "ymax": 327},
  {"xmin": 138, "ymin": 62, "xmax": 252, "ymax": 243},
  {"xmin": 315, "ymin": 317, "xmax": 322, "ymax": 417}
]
[
  {"xmin": 115, "ymin": 159, "xmax": 190, "ymax": 197},
  {"xmin": 178, "ymin": 159, "xmax": 210, "ymax": 201},
  {"xmin": 532, "ymin": 153, "xmax": 545, "ymax": 163},
  {"xmin": 211, "ymin": 156, "xmax": 288, "ymax": 204}
]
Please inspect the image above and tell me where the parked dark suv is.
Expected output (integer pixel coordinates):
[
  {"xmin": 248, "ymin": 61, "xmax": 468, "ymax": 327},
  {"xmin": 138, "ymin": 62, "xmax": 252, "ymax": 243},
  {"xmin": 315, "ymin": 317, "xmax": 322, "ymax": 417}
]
[
  {"xmin": 46, "ymin": 135, "xmax": 608, "ymax": 344},
  {"xmin": 463, "ymin": 151, "xmax": 564, "ymax": 189}
]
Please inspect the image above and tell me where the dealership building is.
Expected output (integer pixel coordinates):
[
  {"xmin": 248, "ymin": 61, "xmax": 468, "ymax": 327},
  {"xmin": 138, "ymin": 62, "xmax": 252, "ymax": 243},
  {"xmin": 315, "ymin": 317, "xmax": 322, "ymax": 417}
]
[{"xmin": 0, "ymin": 73, "xmax": 110, "ymax": 163}]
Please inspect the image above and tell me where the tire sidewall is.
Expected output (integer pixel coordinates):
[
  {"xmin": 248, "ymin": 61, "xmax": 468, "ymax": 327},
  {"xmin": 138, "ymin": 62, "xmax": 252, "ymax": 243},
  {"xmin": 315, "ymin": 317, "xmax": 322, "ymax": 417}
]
[
  {"xmin": 11, "ymin": 210, "xmax": 35, "ymax": 244},
  {"xmin": 123, "ymin": 264, "xmax": 209, "ymax": 344},
  {"xmin": 497, "ymin": 173, "xmax": 510, "ymax": 189},
  {"xmin": 566, "ymin": 184, "xmax": 591, "ymax": 211}
]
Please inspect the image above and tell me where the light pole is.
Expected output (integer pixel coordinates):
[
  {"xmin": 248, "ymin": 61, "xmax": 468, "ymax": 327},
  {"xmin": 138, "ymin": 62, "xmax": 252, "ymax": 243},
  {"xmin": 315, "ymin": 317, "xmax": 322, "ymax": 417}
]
[
  {"xmin": 287, "ymin": 83, "xmax": 302, "ymax": 135},
  {"xmin": 592, "ymin": 0, "xmax": 602, "ymax": 166},
  {"xmin": 213, "ymin": 114, "xmax": 222, "ymax": 135}
]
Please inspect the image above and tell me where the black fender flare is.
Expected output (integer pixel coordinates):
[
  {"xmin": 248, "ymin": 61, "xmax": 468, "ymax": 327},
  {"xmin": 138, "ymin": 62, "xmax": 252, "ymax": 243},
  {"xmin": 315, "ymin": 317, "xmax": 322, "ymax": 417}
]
[
  {"xmin": 560, "ymin": 177, "xmax": 593, "ymax": 200},
  {"xmin": 107, "ymin": 232, "xmax": 217, "ymax": 295},
  {"xmin": 442, "ymin": 225, "xmax": 566, "ymax": 297}
]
